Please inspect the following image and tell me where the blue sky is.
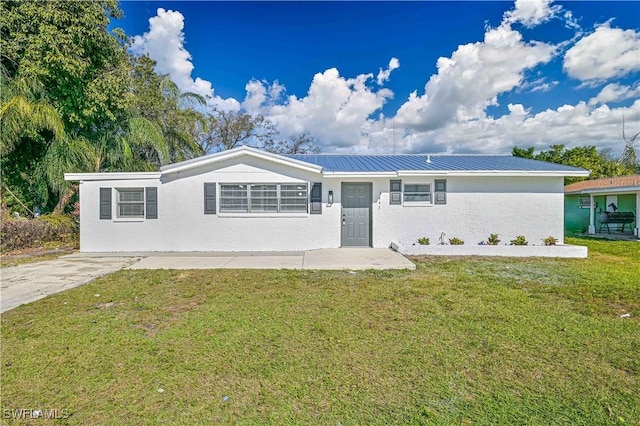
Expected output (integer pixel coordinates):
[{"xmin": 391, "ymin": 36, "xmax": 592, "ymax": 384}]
[{"xmin": 117, "ymin": 1, "xmax": 640, "ymax": 155}]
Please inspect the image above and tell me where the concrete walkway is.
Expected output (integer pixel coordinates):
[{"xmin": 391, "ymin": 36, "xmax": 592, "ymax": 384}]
[
  {"xmin": 0, "ymin": 256, "xmax": 140, "ymax": 313},
  {"xmin": 0, "ymin": 248, "xmax": 414, "ymax": 313},
  {"xmin": 125, "ymin": 248, "xmax": 416, "ymax": 271}
]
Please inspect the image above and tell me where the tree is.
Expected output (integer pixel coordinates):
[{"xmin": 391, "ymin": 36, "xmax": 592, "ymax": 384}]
[
  {"xmin": 511, "ymin": 146, "xmax": 534, "ymax": 160},
  {"xmin": 129, "ymin": 56, "xmax": 207, "ymax": 163},
  {"xmin": 1, "ymin": 2, "xmax": 205, "ymax": 213},
  {"xmin": 1, "ymin": 0, "xmax": 132, "ymax": 137},
  {"xmin": 618, "ymin": 116, "xmax": 639, "ymax": 171},
  {"xmin": 1, "ymin": 0, "xmax": 134, "ymax": 212},
  {"xmin": 0, "ymin": 67, "xmax": 83, "ymax": 212},
  {"xmin": 263, "ymin": 132, "xmax": 320, "ymax": 155},
  {"xmin": 206, "ymin": 110, "xmax": 278, "ymax": 152},
  {"xmin": 0, "ymin": 68, "xmax": 64, "ymax": 156},
  {"xmin": 512, "ymin": 144, "xmax": 636, "ymax": 184}
]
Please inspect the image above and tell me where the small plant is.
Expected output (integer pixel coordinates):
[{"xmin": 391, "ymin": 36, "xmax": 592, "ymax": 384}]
[
  {"xmin": 542, "ymin": 236, "xmax": 557, "ymax": 246},
  {"xmin": 449, "ymin": 237, "xmax": 464, "ymax": 245},
  {"xmin": 510, "ymin": 235, "xmax": 528, "ymax": 246},
  {"xmin": 487, "ymin": 233, "xmax": 500, "ymax": 245},
  {"xmin": 417, "ymin": 237, "xmax": 430, "ymax": 245}
]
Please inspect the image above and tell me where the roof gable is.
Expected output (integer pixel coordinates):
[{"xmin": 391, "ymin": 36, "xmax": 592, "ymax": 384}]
[{"xmin": 160, "ymin": 145, "xmax": 323, "ymax": 175}]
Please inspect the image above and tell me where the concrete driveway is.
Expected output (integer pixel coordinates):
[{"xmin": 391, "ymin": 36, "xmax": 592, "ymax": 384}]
[
  {"xmin": 0, "ymin": 256, "xmax": 139, "ymax": 313},
  {"xmin": 1, "ymin": 248, "xmax": 414, "ymax": 313}
]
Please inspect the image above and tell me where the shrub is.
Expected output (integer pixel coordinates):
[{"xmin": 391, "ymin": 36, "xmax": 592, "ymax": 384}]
[
  {"xmin": 1, "ymin": 214, "xmax": 78, "ymax": 252},
  {"xmin": 542, "ymin": 236, "xmax": 558, "ymax": 246},
  {"xmin": 417, "ymin": 237, "xmax": 430, "ymax": 245},
  {"xmin": 449, "ymin": 237, "xmax": 464, "ymax": 245},
  {"xmin": 510, "ymin": 235, "xmax": 528, "ymax": 246},
  {"xmin": 487, "ymin": 233, "xmax": 500, "ymax": 245}
]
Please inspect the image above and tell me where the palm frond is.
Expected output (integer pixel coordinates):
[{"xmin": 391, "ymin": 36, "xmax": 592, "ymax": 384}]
[{"xmin": 42, "ymin": 136, "xmax": 96, "ymax": 194}]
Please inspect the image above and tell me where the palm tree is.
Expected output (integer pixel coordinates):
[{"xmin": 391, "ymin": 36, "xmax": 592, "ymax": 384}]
[
  {"xmin": 158, "ymin": 76, "xmax": 208, "ymax": 161},
  {"xmin": 0, "ymin": 67, "xmax": 64, "ymax": 156}
]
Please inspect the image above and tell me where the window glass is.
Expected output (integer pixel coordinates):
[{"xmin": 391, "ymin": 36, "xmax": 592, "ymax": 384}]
[
  {"xmin": 404, "ymin": 184, "xmax": 431, "ymax": 202},
  {"xmin": 117, "ymin": 188, "xmax": 144, "ymax": 218},
  {"xmin": 220, "ymin": 183, "xmax": 308, "ymax": 213},
  {"xmin": 280, "ymin": 184, "xmax": 308, "ymax": 212},
  {"xmin": 220, "ymin": 184, "xmax": 248, "ymax": 212}
]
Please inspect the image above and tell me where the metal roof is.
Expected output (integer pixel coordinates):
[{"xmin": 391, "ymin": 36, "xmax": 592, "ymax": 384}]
[{"xmin": 287, "ymin": 154, "xmax": 588, "ymax": 173}]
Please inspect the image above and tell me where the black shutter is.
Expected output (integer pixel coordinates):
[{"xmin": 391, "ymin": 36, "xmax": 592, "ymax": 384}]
[
  {"xmin": 204, "ymin": 183, "xmax": 216, "ymax": 214},
  {"xmin": 99, "ymin": 188, "xmax": 112, "ymax": 219},
  {"xmin": 310, "ymin": 183, "xmax": 322, "ymax": 214},
  {"xmin": 390, "ymin": 179, "xmax": 402, "ymax": 205},
  {"xmin": 146, "ymin": 187, "xmax": 158, "ymax": 219},
  {"xmin": 435, "ymin": 179, "xmax": 447, "ymax": 205}
]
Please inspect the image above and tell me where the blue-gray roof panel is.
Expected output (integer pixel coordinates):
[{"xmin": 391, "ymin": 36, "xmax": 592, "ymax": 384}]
[{"xmin": 286, "ymin": 154, "xmax": 587, "ymax": 173}]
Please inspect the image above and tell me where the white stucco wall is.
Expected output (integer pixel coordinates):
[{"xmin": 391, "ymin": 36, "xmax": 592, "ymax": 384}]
[
  {"xmin": 373, "ymin": 176, "xmax": 566, "ymax": 248},
  {"xmin": 77, "ymin": 158, "xmax": 566, "ymax": 252}
]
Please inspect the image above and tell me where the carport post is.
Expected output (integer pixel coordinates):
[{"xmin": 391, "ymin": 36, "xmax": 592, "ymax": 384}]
[{"xmin": 588, "ymin": 193, "xmax": 595, "ymax": 234}]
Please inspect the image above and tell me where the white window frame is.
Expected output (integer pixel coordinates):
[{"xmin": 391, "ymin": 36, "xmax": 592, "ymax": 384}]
[
  {"xmin": 403, "ymin": 182, "xmax": 432, "ymax": 206},
  {"xmin": 579, "ymin": 195, "xmax": 591, "ymax": 209},
  {"xmin": 219, "ymin": 183, "xmax": 308, "ymax": 214},
  {"xmin": 116, "ymin": 188, "xmax": 145, "ymax": 218}
]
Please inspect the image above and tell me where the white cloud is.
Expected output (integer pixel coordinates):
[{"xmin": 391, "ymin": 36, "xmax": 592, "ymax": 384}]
[
  {"xmin": 394, "ymin": 21, "xmax": 556, "ymax": 130},
  {"xmin": 131, "ymin": 8, "xmax": 239, "ymax": 111},
  {"xmin": 504, "ymin": 0, "xmax": 560, "ymax": 28},
  {"xmin": 129, "ymin": 2, "xmax": 640, "ymax": 158},
  {"xmin": 563, "ymin": 23, "xmax": 640, "ymax": 82},
  {"xmin": 257, "ymin": 68, "xmax": 394, "ymax": 150},
  {"xmin": 388, "ymin": 99, "xmax": 640, "ymax": 156},
  {"xmin": 376, "ymin": 58, "xmax": 400, "ymax": 85},
  {"xmin": 589, "ymin": 83, "xmax": 640, "ymax": 106},
  {"xmin": 242, "ymin": 79, "xmax": 286, "ymax": 113}
]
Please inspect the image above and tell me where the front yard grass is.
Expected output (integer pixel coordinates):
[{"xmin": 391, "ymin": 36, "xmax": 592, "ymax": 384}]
[{"xmin": 1, "ymin": 237, "xmax": 638, "ymax": 424}]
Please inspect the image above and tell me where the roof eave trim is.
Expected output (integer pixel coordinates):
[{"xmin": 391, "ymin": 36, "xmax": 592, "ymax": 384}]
[
  {"xmin": 322, "ymin": 172, "xmax": 398, "ymax": 178},
  {"xmin": 64, "ymin": 172, "xmax": 161, "ymax": 181},
  {"xmin": 399, "ymin": 170, "xmax": 590, "ymax": 177},
  {"xmin": 575, "ymin": 185, "xmax": 640, "ymax": 194}
]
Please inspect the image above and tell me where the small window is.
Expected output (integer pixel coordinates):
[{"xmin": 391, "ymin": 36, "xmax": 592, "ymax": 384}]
[
  {"xmin": 404, "ymin": 184, "xmax": 431, "ymax": 203},
  {"xmin": 579, "ymin": 196, "xmax": 591, "ymax": 208},
  {"xmin": 390, "ymin": 179, "xmax": 402, "ymax": 205},
  {"xmin": 117, "ymin": 188, "xmax": 144, "ymax": 218}
]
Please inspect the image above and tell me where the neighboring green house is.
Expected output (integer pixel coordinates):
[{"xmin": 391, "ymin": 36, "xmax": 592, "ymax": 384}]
[{"xmin": 565, "ymin": 175, "xmax": 639, "ymax": 237}]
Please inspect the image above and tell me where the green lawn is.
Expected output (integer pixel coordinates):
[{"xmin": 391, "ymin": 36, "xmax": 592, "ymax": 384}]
[{"xmin": 1, "ymin": 237, "xmax": 638, "ymax": 424}]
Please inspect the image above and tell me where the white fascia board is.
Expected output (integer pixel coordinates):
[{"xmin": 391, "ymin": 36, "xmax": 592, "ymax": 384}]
[
  {"xmin": 446, "ymin": 170, "xmax": 589, "ymax": 177},
  {"xmin": 322, "ymin": 172, "xmax": 398, "ymax": 178},
  {"xmin": 161, "ymin": 146, "xmax": 323, "ymax": 175},
  {"xmin": 397, "ymin": 170, "xmax": 448, "ymax": 176},
  {"xmin": 578, "ymin": 186, "xmax": 640, "ymax": 194},
  {"xmin": 398, "ymin": 170, "xmax": 589, "ymax": 177},
  {"xmin": 64, "ymin": 172, "xmax": 161, "ymax": 181}
]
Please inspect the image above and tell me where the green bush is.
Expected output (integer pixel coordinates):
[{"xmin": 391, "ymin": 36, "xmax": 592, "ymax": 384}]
[
  {"xmin": 449, "ymin": 237, "xmax": 464, "ymax": 245},
  {"xmin": 487, "ymin": 233, "xmax": 500, "ymax": 245},
  {"xmin": 1, "ymin": 213, "xmax": 78, "ymax": 252},
  {"xmin": 510, "ymin": 235, "xmax": 528, "ymax": 246},
  {"xmin": 417, "ymin": 237, "xmax": 430, "ymax": 245},
  {"xmin": 542, "ymin": 236, "xmax": 558, "ymax": 246}
]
